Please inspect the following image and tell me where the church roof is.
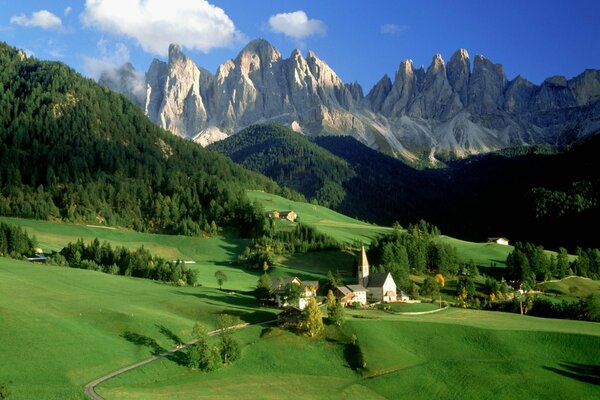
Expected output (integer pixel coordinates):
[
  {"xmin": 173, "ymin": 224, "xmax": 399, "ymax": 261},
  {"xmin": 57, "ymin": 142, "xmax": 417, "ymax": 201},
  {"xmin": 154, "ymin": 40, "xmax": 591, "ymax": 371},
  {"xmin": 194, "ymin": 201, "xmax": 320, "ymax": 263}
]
[{"xmin": 367, "ymin": 272, "xmax": 393, "ymax": 288}]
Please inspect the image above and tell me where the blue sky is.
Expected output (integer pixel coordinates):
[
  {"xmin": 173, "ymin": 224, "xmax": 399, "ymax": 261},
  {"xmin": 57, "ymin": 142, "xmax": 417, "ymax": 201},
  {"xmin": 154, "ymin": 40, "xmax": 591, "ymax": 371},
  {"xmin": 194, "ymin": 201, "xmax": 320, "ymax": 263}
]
[{"xmin": 1, "ymin": 1, "xmax": 599, "ymax": 92}]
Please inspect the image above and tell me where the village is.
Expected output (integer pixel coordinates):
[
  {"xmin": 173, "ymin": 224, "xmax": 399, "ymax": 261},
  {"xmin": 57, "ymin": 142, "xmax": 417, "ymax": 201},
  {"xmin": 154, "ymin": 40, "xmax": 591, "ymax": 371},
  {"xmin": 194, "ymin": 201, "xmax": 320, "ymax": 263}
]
[{"xmin": 271, "ymin": 246, "xmax": 411, "ymax": 311}]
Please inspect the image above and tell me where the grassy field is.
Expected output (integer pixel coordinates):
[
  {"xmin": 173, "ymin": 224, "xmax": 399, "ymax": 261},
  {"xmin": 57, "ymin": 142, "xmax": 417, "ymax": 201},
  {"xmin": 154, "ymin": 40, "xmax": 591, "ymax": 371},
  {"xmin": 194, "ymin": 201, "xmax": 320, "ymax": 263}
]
[
  {"xmin": 97, "ymin": 307, "xmax": 600, "ymax": 399},
  {"xmin": 536, "ymin": 276, "xmax": 600, "ymax": 297},
  {"xmin": 0, "ymin": 257, "xmax": 278, "ymax": 399}
]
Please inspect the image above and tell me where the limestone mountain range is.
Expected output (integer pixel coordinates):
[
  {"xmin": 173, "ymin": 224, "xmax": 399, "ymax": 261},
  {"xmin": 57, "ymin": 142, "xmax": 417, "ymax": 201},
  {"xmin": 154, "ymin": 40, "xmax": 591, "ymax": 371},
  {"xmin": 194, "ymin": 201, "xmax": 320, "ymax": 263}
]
[{"xmin": 100, "ymin": 38, "xmax": 600, "ymax": 161}]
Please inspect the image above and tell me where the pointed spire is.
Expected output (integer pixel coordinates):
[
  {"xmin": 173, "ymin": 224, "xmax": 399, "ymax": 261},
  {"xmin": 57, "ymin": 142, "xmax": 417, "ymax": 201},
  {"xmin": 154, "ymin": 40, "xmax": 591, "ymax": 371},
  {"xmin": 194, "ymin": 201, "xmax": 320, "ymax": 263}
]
[{"xmin": 359, "ymin": 245, "xmax": 369, "ymax": 269}]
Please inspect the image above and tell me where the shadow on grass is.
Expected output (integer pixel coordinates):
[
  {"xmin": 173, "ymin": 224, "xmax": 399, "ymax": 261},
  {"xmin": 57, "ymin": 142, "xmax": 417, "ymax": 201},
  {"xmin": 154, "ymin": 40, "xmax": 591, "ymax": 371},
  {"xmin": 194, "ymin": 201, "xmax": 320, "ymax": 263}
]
[
  {"xmin": 122, "ymin": 331, "xmax": 165, "ymax": 356},
  {"xmin": 543, "ymin": 362, "xmax": 600, "ymax": 385},
  {"xmin": 156, "ymin": 324, "xmax": 182, "ymax": 345},
  {"xmin": 122, "ymin": 330, "xmax": 190, "ymax": 367}
]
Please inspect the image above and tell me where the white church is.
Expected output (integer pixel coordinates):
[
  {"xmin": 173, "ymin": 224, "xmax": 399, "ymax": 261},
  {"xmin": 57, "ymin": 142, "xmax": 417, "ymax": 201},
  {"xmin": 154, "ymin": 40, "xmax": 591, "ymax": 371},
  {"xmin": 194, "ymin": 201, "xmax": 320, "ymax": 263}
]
[{"xmin": 335, "ymin": 246, "xmax": 397, "ymax": 306}]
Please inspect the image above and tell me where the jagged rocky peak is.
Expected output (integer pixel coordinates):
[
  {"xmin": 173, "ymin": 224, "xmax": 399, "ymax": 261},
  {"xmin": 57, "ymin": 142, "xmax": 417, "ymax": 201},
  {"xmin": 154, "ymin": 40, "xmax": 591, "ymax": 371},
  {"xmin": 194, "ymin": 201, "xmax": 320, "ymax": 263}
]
[
  {"xmin": 544, "ymin": 75, "xmax": 568, "ymax": 87},
  {"xmin": 468, "ymin": 54, "xmax": 507, "ymax": 113},
  {"xmin": 504, "ymin": 75, "xmax": 537, "ymax": 113},
  {"xmin": 367, "ymin": 74, "xmax": 393, "ymax": 112},
  {"xmin": 97, "ymin": 40, "xmax": 600, "ymax": 162},
  {"xmin": 345, "ymin": 81, "xmax": 364, "ymax": 103},
  {"xmin": 235, "ymin": 38, "xmax": 281, "ymax": 72},
  {"xmin": 447, "ymin": 48, "xmax": 470, "ymax": 104}
]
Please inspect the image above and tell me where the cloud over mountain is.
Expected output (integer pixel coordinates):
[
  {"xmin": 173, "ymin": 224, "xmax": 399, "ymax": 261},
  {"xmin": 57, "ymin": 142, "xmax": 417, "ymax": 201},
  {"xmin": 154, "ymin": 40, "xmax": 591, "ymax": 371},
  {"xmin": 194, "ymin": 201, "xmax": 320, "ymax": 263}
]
[
  {"xmin": 81, "ymin": 0, "xmax": 242, "ymax": 55},
  {"xmin": 268, "ymin": 10, "xmax": 326, "ymax": 39}
]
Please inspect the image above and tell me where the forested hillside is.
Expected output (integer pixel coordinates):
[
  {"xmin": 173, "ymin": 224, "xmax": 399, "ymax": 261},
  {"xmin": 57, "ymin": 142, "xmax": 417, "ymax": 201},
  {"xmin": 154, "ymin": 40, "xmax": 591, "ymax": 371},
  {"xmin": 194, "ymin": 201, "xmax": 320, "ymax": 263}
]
[
  {"xmin": 0, "ymin": 42, "xmax": 283, "ymax": 236},
  {"xmin": 209, "ymin": 123, "xmax": 599, "ymax": 250},
  {"xmin": 209, "ymin": 124, "xmax": 354, "ymax": 208},
  {"xmin": 316, "ymin": 135, "xmax": 600, "ymax": 250}
]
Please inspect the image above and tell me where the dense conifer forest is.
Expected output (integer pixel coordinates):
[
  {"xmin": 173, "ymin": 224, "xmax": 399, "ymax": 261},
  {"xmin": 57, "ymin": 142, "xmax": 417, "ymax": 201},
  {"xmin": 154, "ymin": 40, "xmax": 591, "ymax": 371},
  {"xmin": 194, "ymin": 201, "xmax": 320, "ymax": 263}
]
[{"xmin": 0, "ymin": 42, "xmax": 286, "ymax": 236}]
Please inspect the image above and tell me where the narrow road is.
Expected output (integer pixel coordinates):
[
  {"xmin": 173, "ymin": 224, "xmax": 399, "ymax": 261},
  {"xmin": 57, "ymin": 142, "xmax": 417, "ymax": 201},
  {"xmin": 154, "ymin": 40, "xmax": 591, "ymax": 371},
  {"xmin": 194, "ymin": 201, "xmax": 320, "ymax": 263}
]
[{"xmin": 84, "ymin": 319, "xmax": 276, "ymax": 400}]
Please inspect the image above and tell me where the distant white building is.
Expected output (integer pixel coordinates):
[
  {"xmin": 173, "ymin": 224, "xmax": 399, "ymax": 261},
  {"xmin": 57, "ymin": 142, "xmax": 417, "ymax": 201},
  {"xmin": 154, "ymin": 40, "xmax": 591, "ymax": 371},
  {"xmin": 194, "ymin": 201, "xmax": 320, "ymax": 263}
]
[{"xmin": 488, "ymin": 237, "xmax": 509, "ymax": 246}]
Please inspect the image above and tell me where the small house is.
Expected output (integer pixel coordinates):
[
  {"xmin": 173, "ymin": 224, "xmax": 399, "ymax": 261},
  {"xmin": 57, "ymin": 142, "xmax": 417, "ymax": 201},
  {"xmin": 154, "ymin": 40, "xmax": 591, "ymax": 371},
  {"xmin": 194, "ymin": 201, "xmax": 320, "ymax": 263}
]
[
  {"xmin": 487, "ymin": 237, "xmax": 509, "ymax": 246},
  {"xmin": 335, "ymin": 284, "xmax": 368, "ymax": 306},
  {"xmin": 271, "ymin": 276, "xmax": 318, "ymax": 310},
  {"xmin": 270, "ymin": 210, "xmax": 297, "ymax": 222},
  {"xmin": 27, "ymin": 248, "xmax": 47, "ymax": 263}
]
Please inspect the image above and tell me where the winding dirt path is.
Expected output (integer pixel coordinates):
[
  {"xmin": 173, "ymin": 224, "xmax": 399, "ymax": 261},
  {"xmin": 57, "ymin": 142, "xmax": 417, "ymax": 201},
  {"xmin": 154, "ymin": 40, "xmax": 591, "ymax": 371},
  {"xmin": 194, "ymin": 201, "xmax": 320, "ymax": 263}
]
[{"xmin": 84, "ymin": 320, "xmax": 275, "ymax": 400}]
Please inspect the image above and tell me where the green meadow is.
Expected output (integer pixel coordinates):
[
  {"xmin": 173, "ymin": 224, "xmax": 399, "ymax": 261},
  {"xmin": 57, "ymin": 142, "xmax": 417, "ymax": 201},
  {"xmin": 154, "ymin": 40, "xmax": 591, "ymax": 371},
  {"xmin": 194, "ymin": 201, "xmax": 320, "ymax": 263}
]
[
  {"xmin": 96, "ymin": 308, "xmax": 600, "ymax": 400},
  {"xmin": 0, "ymin": 257, "xmax": 278, "ymax": 399}
]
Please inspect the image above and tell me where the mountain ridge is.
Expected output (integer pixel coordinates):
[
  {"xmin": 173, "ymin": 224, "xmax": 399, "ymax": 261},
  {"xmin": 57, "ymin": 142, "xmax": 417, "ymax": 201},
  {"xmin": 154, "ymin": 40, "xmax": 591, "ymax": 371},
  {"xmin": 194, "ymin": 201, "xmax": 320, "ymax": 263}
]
[{"xmin": 100, "ymin": 38, "xmax": 600, "ymax": 162}]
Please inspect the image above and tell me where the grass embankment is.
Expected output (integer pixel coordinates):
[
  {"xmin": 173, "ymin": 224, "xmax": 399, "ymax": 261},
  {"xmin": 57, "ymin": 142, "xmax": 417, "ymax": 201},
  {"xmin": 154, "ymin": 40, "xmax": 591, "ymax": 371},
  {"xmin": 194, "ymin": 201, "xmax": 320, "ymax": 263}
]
[
  {"xmin": 0, "ymin": 257, "xmax": 276, "ymax": 399},
  {"xmin": 97, "ymin": 308, "xmax": 600, "ymax": 399},
  {"xmin": 536, "ymin": 276, "xmax": 600, "ymax": 297}
]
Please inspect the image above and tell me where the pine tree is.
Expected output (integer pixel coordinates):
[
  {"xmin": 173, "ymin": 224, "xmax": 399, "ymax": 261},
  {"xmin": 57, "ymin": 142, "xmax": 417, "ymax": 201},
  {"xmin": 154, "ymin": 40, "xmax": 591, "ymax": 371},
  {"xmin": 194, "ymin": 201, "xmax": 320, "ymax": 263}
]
[{"xmin": 302, "ymin": 297, "xmax": 323, "ymax": 337}]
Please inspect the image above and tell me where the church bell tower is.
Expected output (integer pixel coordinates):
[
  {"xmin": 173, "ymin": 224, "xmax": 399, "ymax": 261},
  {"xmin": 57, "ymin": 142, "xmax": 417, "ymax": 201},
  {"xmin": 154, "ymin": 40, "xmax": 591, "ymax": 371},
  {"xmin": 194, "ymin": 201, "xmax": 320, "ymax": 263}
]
[{"xmin": 357, "ymin": 246, "xmax": 370, "ymax": 286}]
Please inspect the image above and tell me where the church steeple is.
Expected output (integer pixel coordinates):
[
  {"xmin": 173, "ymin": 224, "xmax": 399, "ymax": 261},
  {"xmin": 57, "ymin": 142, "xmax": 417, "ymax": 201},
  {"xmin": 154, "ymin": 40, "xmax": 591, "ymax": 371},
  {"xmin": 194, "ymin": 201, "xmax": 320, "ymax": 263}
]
[{"xmin": 357, "ymin": 246, "xmax": 370, "ymax": 286}]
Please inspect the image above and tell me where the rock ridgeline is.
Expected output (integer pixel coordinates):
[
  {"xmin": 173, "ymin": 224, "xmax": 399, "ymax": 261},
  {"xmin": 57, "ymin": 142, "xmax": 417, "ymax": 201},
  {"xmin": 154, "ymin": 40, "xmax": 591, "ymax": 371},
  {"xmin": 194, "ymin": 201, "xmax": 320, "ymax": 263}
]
[{"xmin": 100, "ymin": 39, "xmax": 600, "ymax": 161}]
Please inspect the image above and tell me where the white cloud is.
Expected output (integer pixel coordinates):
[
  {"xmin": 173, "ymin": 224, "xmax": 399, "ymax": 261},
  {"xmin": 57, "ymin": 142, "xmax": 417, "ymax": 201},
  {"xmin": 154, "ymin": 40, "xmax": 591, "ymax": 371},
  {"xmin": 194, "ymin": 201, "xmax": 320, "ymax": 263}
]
[
  {"xmin": 10, "ymin": 10, "xmax": 63, "ymax": 30},
  {"xmin": 268, "ymin": 10, "xmax": 326, "ymax": 39},
  {"xmin": 82, "ymin": 41, "xmax": 146, "ymax": 103},
  {"xmin": 81, "ymin": 0, "xmax": 242, "ymax": 56},
  {"xmin": 380, "ymin": 24, "xmax": 409, "ymax": 36},
  {"xmin": 83, "ymin": 40, "xmax": 130, "ymax": 78},
  {"xmin": 64, "ymin": 7, "xmax": 73, "ymax": 16}
]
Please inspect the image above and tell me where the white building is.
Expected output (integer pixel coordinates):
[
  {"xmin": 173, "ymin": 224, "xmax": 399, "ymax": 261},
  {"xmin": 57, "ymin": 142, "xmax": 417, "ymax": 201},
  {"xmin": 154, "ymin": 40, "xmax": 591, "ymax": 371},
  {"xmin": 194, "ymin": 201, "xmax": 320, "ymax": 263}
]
[
  {"xmin": 335, "ymin": 284, "xmax": 368, "ymax": 306},
  {"xmin": 357, "ymin": 246, "xmax": 398, "ymax": 303},
  {"xmin": 487, "ymin": 237, "xmax": 509, "ymax": 246}
]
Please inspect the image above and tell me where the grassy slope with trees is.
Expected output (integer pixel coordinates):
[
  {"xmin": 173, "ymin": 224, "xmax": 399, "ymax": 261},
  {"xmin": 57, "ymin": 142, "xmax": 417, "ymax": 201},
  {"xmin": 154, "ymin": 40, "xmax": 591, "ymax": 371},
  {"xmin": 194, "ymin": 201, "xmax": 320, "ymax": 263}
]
[
  {"xmin": 96, "ymin": 309, "xmax": 600, "ymax": 400},
  {"xmin": 0, "ymin": 42, "xmax": 285, "ymax": 237}
]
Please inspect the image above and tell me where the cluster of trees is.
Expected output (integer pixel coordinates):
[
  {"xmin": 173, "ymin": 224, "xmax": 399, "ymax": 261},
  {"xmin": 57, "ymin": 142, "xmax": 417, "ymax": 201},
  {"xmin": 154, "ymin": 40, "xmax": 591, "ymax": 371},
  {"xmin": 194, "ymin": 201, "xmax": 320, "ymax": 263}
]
[
  {"xmin": 56, "ymin": 238, "xmax": 197, "ymax": 285},
  {"xmin": 236, "ymin": 222, "xmax": 340, "ymax": 270},
  {"xmin": 367, "ymin": 221, "xmax": 459, "ymax": 291},
  {"xmin": 187, "ymin": 315, "xmax": 241, "ymax": 371},
  {"xmin": 487, "ymin": 293, "xmax": 600, "ymax": 322},
  {"xmin": 210, "ymin": 123, "xmax": 354, "ymax": 208},
  {"xmin": 0, "ymin": 42, "xmax": 287, "ymax": 237},
  {"xmin": 0, "ymin": 221, "xmax": 36, "ymax": 258},
  {"xmin": 506, "ymin": 242, "xmax": 600, "ymax": 287}
]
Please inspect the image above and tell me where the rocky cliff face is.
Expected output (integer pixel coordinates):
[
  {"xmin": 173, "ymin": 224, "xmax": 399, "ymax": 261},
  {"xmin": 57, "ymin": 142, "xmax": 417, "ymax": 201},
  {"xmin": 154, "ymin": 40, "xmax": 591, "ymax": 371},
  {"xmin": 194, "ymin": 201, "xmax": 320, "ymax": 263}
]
[{"xmin": 100, "ymin": 39, "xmax": 600, "ymax": 162}]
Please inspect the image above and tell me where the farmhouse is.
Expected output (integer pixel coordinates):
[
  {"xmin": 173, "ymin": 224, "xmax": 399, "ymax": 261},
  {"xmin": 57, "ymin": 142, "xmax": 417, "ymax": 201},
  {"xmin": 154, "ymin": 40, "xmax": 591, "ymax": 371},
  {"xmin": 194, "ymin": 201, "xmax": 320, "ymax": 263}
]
[
  {"xmin": 27, "ymin": 248, "xmax": 47, "ymax": 263},
  {"xmin": 356, "ymin": 246, "xmax": 398, "ymax": 303},
  {"xmin": 271, "ymin": 210, "xmax": 298, "ymax": 222},
  {"xmin": 271, "ymin": 276, "xmax": 318, "ymax": 310},
  {"xmin": 487, "ymin": 237, "xmax": 509, "ymax": 246},
  {"xmin": 334, "ymin": 284, "xmax": 367, "ymax": 306}
]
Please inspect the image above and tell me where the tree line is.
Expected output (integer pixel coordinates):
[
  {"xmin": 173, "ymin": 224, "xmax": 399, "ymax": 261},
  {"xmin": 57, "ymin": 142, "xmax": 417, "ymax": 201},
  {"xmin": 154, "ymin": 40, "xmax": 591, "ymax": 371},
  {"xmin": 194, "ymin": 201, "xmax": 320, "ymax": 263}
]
[
  {"xmin": 53, "ymin": 238, "xmax": 197, "ymax": 285},
  {"xmin": 0, "ymin": 221, "xmax": 36, "ymax": 259}
]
